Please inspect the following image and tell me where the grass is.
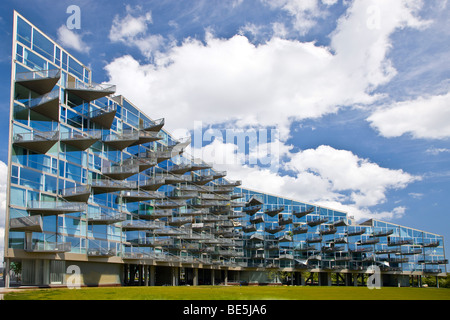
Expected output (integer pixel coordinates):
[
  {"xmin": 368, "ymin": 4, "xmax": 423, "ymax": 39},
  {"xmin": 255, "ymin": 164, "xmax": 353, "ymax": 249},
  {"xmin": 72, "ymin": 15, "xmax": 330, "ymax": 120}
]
[{"xmin": 4, "ymin": 285, "xmax": 450, "ymax": 300}]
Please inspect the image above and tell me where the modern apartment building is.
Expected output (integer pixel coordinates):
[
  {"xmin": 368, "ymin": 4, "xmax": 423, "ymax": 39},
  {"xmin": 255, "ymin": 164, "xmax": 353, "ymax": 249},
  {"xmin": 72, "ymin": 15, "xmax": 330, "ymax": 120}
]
[{"xmin": 3, "ymin": 11, "xmax": 447, "ymax": 288}]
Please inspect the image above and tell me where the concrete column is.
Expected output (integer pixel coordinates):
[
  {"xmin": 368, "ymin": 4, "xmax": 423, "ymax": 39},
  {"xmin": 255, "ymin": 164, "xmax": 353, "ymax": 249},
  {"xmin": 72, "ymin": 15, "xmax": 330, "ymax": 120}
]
[
  {"xmin": 172, "ymin": 267, "xmax": 179, "ymax": 286},
  {"xmin": 224, "ymin": 270, "xmax": 228, "ymax": 285},
  {"xmin": 211, "ymin": 269, "xmax": 215, "ymax": 285},
  {"xmin": 193, "ymin": 268, "xmax": 198, "ymax": 286},
  {"xmin": 150, "ymin": 265, "xmax": 155, "ymax": 286},
  {"xmin": 300, "ymin": 272, "xmax": 305, "ymax": 286},
  {"xmin": 436, "ymin": 276, "xmax": 439, "ymax": 288},
  {"xmin": 144, "ymin": 265, "xmax": 149, "ymax": 286},
  {"xmin": 4, "ymin": 258, "xmax": 10, "ymax": 288},
  {"xmin": 353, "ymin": 273, "xmax": 358, "ymax": 286}
]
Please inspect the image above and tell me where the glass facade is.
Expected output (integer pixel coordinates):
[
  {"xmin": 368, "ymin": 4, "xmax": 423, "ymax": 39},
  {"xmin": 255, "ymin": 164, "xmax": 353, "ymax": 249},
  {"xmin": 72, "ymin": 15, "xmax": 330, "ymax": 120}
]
[{"xmin": 3, "ymin": 12, "xmax": 447, "ymax": 287}]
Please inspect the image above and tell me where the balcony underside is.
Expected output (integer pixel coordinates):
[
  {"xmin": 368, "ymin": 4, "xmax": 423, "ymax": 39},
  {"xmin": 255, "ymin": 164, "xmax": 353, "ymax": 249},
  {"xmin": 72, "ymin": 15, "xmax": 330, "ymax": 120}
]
[
  {"xmin": 62, "ymin": 187, "xmax": 91, "ymax": 202},
  {"xmin": 102, "ymin": 167, "xmax": 139, "ymax": 180},
  {"xmin": 103, "ymin": 138, "xmax": 138, "ymax": 150},
  {"xmin": 293, "ymin": 207, "xmax": 315, "ymax": 218},
  {"xmin": 139, "ymin": 179, "xmax": 166, "ymax": 191},
  {"xmin": 91, "ymin": 181, "xmax": 135, "ymax": 194},
  {"xmin": 67, "ymin": 88, "xmax": 115, "ymax": 102},
  {"xmin": 30, "ymin": 95, "xmax": 60, "ymax": 121},
  {"xmin": 90, "ymin": 108, "xmax": 117, "ymax": 129},
  {"xmin": 9, "ymin": 216, "xmax": 43, "ymax": 232},
  {"xmin": 61, "ymin": 134, "xmax": 100, "ymax": 151},
  {"xmin": 14, "ymin": 138, "xmax": 58, "ymax": 154},
  {"xmin": 265, "ymin": 207, "xmax": 284, "ymax": 217},
  {"xmin": 16, "ymin": 75, "xmax": 60, "ymax": 95},
  {"xmin": 141, "ymin": 120, "xmax": 164, "ymax": 132}
]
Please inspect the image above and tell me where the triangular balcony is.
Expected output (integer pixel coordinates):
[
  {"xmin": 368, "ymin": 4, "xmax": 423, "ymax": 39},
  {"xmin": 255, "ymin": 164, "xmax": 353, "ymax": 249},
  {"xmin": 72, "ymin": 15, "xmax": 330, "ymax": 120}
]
[
  {"xmin": 264, "ymin": 206, "xmax": 285, "ymax": 217},
  {"xmin": 89, "ymin": 104, "xmax": 117, "ymax": 129},
  {"xmin": 9, "ymin": 215, "xmax": 43, "ymax": 232},
  {"xmin": 91, "ymin": 179, "xmax": 136, "ymax": 194},
  {"xmin": 122, "ymin": 157, "xmax": 157, "ymax": 172},
  {"xmin": 129, "ymin": 131, "xmax": 163, "ymax": 146},
  {"xmin": 87, "ymin": 207, "xmax": 127, "ymax": 225},
  {"xmin": 307, "ymin": 217, "xmax": 329, "ymax": 227},
  {"xmin": 103, "ymin": 131, "xmax": 139, "ymax": 150},
  {"xmin": 61, "ymin": 185, "xmax": 91, "ymax": 202},
  {"xmin": 120, "ymin": 190, "xmax": 165, "ymax": 202},
  {"xmin": 121, "ymin": 220, "xmax": 164, "ymax": 231},
  {"xmin": 293, "ymin": 207, "xmax": 315, "ymax": 218},
  {"xmin": 66, "ymin": 80, "xmax": 116, "ymax": 102},
  {"xmin": 265, "ymin": 225, "xmax": 285, "ymax": 234},
  {"xmin": 292, "ymin": 225, "xmax": 308, "ymax": 235},
  {"xmin": 15, "ymin": 68, "xmax": 61, "ymax": 95},
  {"xmin": 102, "ymin": 163, "xmax": 140, "ymax": 180},
  {"xmin": 13, "ymin": 130, "xmax": 59, "ymax": 154},
  {"xmin": 27, "ymin": 200, "xmax": 87, "ymax": 216},
  {"xmin": 140, "ymin": 117, "xmax": 165, "ymax": 132},
  {"xmin": 60, "ymin": 130, "xmax": 101, "ymax": 150},
  {"xmin": 28, "ymin": 90, "xmax": 60, "ymax": 121},
  {"xmin": 139, "ymin": 177, "xmax": 166, "ymax": 191},
  {"xmin": 278, "ymin": 214, "xmax": 292, "ymax": 226}
]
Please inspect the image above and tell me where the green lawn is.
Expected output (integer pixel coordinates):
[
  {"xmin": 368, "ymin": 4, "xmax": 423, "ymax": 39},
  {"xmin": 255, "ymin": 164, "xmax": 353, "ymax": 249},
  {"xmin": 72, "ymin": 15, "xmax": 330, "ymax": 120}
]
[{"xmin": 4, "ymin": 285, "xmax": 450, "ymax": 300}]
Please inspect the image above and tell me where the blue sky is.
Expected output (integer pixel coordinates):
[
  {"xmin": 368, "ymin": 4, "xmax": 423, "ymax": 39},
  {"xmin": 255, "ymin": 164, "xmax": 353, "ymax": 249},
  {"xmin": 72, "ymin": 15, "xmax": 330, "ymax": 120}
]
[{"xmin": 0, "ymin": 0, "xmax": 449, "ymax": 260}]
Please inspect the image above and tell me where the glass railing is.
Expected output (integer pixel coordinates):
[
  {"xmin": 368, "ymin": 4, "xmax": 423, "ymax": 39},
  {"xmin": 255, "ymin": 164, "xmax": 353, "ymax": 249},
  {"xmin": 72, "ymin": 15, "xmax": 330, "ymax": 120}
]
[
  {"xmin": 27, "ymin": 200, "xmax": 87, "ymax": 212},
  {"xmin": 13, "ymin": 130, "xmax": 59, "ymax": 143},
  {"xmin": 60, "ymin": 130, "xmax": 101, "ymax": 141},
  {"xmin": 28, "ymin": 89, "xmax": 59, "ymax": 108},
  {"xmin": 16, "ymin": 68, "xmax": 61, "ymax": 82},
  {"xmin": 67, "ymin": 79, "xmax": 116, "ymax": 93}
]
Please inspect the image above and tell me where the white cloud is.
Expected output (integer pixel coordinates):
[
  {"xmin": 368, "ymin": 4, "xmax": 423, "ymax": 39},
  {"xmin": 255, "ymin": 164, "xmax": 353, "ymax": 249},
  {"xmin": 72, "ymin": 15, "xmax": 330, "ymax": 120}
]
[
  {"xmin": 56, "ymin": 25, "xmax": 90, "ymax": 53},
  {"xmin": 104, "ymin": 0, "xmax": 429, "ymax": 138},
  {"xmin": 261, "ymin": 0, "xmax": 335, "ymax": 35},
  {"xmin": 192, "ymin": 138, "xmax": 418, "ymax": 222},
  {"xmin": 367, "ymin": 92, "xmax": 450, "ymax": 139},
  {"xmin": 426, "ymin": 147, "xmax": 450, "ymax": 155},
  {"xmin": 109, "ymin": 6, "xmax": 165, "ymax": 58}
]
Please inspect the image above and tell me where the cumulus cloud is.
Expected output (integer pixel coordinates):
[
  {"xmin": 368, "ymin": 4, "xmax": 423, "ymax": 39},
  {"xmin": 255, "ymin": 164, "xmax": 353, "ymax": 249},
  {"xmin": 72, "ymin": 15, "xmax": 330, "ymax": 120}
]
[
  {"xmin": 190, "ymin": 138, "xmax": 418, "ymax": 221},
  {"xmin": 57, "ymin": 25, "xmax": 90, "ymax": 53},
  {"xmin": 261, "ymin": 0, "xmax": 338, "ymax": 34},
  {"xmin": 109, "ymin": 5, "xmax": 165, "ymax": 58},
  {"xmin": 104, "ymin": 0, "xmax": 429, "ymax": 138},
  {"xmin": 367, "ymin": 92, "xmax": 450, "ymax": 139}
]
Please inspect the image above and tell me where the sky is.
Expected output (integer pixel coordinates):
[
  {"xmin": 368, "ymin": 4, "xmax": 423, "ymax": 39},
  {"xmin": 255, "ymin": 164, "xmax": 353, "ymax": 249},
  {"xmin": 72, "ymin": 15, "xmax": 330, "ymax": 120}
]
[{"xmin": 0, "ymin": 0, "xmax": 449, "ymax": 264}]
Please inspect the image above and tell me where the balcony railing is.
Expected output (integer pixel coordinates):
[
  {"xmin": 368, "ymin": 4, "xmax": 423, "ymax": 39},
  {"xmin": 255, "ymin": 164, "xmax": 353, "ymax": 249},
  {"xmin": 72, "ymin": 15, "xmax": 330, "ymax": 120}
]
[
  {"xmin": 60, "ymin": 130, "xmax": 102, "ymax": 150},
  {"xmin": 26, "ymin": 241, "xmax": 71, "ymax": 253},
  {"xmin": 120, "ymin": 190, "xmax": 165, "ymax": 202},
  {"xmin": 139, "ymin": 177, "xmax": 166, "ymax": 191},
  {"xmin": 122, "ymin": 220, "xmax": 165, "ymax": 231},
  {"xmin": 87, "ymin": 206, "xmax": 127, "ymax": 224},
  {"xmin": 102, "ymin": 164, "xmax": 139, "ymax": 180},
  {"xmin": 66, "ymin": 79, "xmax": 116, "ymax": 102},
  {"xmin": 91, "ymin": 179, "xmax": 136, "ymax": 194},
  {"xmin": 27, "ymin": 201, "xmax": 86, "ymax": 216}
]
